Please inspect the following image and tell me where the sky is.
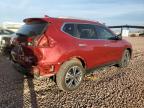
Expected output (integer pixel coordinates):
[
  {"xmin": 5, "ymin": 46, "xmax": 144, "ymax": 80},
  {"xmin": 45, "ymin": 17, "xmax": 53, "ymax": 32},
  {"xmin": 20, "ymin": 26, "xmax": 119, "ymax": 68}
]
[{"xmin": 0, "ymin": 0, "xmax": 144, "ymax": 26}]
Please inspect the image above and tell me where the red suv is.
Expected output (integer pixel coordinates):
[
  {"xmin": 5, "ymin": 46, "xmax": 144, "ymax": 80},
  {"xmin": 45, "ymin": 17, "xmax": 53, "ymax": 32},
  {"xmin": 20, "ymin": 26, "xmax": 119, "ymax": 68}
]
[{"xmin": 11, "ymin": 16, "xmax": 132, "ymax": 91}]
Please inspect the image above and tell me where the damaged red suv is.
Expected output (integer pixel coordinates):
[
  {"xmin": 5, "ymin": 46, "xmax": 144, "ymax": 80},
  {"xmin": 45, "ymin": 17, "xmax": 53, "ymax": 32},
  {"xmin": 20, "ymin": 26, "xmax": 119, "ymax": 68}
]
[{"xmin": 11, "ymin": 16, "xmax": 132, "ymax": 91}]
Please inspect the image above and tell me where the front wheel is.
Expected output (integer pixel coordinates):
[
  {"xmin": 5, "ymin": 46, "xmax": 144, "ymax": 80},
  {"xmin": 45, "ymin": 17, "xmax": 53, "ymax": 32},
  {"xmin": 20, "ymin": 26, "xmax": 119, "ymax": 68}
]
[
  {"xmin": 56, "ymin": 59, "xmax": 85, "ymax": 91},
  {"xmin": 117, "ymin": 50, "xmax": 130, "ymax": 68}
]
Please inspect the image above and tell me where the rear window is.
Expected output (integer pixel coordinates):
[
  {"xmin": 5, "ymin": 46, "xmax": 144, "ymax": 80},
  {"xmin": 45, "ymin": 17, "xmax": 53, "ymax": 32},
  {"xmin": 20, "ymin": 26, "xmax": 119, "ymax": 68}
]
[{"xmin": 17, "ymin": 21, "xmax": 47, "ymax": 37}]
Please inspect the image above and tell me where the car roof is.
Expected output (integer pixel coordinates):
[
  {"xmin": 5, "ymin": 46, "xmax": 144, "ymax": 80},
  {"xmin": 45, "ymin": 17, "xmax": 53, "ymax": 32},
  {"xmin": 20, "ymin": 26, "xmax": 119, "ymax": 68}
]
[{"xmin": 23, "ymin": 17, "xmax": 103, "ymax": 26}]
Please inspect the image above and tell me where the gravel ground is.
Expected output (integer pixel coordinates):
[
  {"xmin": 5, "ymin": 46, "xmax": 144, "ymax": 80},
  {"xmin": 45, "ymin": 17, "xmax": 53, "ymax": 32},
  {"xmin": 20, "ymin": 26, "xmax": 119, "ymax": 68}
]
[{"xmin": 0, "ymin": 37, "xmax": 144, "ymax": 108}]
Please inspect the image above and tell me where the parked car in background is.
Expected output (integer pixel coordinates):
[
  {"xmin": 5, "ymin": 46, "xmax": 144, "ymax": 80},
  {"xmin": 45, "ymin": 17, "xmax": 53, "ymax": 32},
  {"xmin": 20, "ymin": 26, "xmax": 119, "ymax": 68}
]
[
  {"xmin": 0, "ymin": 29, "xmax": 14, "ymax": 53},
  {"xmin": 139, "ymin": 33, "xmax": 144, "ymax": 37},
  {"xmin": 10, "ymin": 16, "xmax": 132, "ymax": 91}
]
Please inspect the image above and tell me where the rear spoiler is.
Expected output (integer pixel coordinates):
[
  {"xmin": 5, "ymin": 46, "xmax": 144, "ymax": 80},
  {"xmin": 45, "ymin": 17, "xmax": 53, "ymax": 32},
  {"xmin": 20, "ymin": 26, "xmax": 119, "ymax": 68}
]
[{"xmin": 23, "ymin": 18, "xmax": 50, "ymax": 23}]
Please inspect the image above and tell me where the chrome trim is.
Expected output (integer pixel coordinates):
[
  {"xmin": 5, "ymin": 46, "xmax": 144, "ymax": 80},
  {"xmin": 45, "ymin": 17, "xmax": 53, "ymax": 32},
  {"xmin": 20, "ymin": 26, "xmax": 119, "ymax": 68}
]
[
  {"xmin": 78, "ymin": 44, "xmax": 87, "ymax": 47},
  {"xmin": 61, "ymin": 22, "xmax": 105, "ymax": 41},
  {"xmin": 61, "ymin": 22, "xmax": 116, "ymax": 41}
]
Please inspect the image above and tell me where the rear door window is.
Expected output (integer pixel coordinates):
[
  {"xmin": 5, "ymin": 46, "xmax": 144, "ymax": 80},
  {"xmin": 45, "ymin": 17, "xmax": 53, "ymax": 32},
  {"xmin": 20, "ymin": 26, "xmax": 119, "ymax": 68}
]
[
  {"xmin": 17, "ymin": 21, "xmax": 47, "ymax": 37},
  {"xmin": 76, "ymin": 24, "xmax": 97, "ymax": 39}
]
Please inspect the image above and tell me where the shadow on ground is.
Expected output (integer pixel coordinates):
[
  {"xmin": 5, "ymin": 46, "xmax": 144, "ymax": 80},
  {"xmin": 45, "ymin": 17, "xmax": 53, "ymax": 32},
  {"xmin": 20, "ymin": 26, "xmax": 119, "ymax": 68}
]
[{"xmin": 0, "ymin": 56, "xmax": 39, "ymax": 108}]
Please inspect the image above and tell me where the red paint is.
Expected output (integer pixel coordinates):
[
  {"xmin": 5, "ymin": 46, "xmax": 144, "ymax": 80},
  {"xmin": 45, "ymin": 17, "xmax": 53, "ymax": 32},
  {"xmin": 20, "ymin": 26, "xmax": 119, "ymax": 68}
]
[{"xmin": 12, "ymin": 17, "xmax": 132, "ymax": 77}]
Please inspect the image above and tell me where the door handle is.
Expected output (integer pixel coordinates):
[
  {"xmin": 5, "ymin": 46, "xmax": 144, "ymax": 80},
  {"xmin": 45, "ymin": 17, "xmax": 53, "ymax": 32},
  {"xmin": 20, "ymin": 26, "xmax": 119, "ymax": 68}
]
[{"xmin": 78, "ymin": 44, "xmax": 87, "ymax": 47}]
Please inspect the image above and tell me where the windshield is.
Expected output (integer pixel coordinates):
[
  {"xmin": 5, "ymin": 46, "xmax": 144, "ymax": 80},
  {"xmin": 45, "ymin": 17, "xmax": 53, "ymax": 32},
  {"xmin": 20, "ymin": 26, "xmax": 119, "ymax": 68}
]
[{"xmin": 17, "ymin": 21, "xmax": 47, "ymax": 37}]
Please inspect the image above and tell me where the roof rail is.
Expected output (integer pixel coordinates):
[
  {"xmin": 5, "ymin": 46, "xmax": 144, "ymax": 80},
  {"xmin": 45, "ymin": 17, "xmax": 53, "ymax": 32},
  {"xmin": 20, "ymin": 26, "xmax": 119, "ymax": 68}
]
[{"xmin": 58, "ymin": 16, "xmax": 98, "ymax": 22}]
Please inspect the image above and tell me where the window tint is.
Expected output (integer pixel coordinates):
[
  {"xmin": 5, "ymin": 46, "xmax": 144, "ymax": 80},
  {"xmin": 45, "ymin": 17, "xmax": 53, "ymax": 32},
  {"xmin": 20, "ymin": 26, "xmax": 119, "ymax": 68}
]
[
  {"xmin": 17, "ymin": 21, "xmax": 47, "ymax": 37},
  {"xmin": 77, "ymin": 24, "xmax": 97, "ymax": 39},
  {"xmin": 95, "ymin": 26, "xmax": 115, "ymax": 40},
  {"xmin": 63, "ymin": 24, "xmax": 75, "ymax": 36}
]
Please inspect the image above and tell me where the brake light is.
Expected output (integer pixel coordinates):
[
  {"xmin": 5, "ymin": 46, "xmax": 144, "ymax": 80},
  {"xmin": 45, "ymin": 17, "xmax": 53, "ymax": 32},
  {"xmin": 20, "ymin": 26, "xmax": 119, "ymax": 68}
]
[
  {"xmin": 48, "ymin": 36, "xmax": 56, "ymax": 47},
  {"xmin": 37, "ymin": 35, "xmax": 55, "ymax": 47},
  {"xmin": 38, "ymin": 36, "xmax": 49, "ymax": 47},
  {"xmin": 27, "ymin": 37, "xmax": 34, "ymax": 46},
  {"xmin": 27, "ymin": 37, "xmax": 33, "ymax": 42}
]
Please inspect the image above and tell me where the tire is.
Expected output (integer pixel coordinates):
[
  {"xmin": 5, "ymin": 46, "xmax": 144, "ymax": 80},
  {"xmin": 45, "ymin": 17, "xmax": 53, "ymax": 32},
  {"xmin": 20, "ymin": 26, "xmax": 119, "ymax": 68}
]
[
  {"xmin": 56, "ymin": 59, "xmax": 85, "ymax": 92},
  {"xmin": 117, "ymin": 50, "xmax": 130, "ymax": 68}
]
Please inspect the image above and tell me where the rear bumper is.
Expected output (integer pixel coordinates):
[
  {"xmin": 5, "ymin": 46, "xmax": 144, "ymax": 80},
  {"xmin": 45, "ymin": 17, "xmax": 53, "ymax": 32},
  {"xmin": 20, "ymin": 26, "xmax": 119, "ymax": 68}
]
[
  {"xmin": 32, "ymin": 62, "xmax": 59, "ymax": 77},
  {"xmin": 12, "ymin": 60, "xmax": 59, "ymax": 78},
  {"xmin": 11, "ymin": 45, "xmax": 62, "ymax": 78}
]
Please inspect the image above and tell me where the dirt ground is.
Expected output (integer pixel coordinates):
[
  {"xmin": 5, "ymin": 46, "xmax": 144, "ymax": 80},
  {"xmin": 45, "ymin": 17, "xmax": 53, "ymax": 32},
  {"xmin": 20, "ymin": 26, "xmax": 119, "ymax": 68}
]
[{"xmin": 0, "ymin": 37, "xmax": 144, "ymax": 108}]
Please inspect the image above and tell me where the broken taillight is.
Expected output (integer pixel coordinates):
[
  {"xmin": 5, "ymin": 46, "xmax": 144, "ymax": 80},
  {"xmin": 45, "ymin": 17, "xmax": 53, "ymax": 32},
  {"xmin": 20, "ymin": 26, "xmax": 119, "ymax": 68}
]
[
  {"xmin": 27, "ymin": 37, "xmax": 34, "ymax": 46},
  {"xmin": 37, "ymin": 35, "xmax": 55, "ymax": 47},
  {"xmin": 37, "ymin": 35, "xmax": 49, "ymax": 47}
]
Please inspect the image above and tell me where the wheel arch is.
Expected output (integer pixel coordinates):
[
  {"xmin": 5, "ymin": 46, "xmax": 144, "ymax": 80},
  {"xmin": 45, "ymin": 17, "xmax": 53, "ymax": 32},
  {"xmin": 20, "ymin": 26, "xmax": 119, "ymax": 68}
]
[
  {"xmin": 60, "ymin": 56, "xmax": 87, "ymax": 69},
  {"xmin": 73, "ymin": 56, "xmax": 87, "ymax": 69},
  {"xmin": 126, "ymin": 48, "xmax": 132, "ymax": 59}
]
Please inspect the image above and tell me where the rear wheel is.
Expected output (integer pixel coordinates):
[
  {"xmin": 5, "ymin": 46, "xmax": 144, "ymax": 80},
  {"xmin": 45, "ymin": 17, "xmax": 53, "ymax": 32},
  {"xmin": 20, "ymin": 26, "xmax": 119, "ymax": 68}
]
[
  {"xmin": 117, "ymin": 50, "xmax": 130, "ymax": 68},
  {"xmin": 56, "ymin": 59, "xmax": 85, "ymax": 91}
]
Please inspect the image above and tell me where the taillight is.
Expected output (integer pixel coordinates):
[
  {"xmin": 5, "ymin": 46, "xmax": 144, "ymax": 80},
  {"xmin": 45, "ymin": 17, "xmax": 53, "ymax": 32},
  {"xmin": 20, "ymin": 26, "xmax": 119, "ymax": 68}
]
[
  {"xmin": 48, "ymin": 36, "xmax": 56, "ymax": 47},
  {"xmin": 37, "ymin": 35, "xmax": 55, "ymax": 48},
  {"xmin": 27, "ymin": 37, "xmax": 34, "ymax": 46},
  {"xmin": 38, "ymin": 36, "xmax": 49, "ymax": 47}
]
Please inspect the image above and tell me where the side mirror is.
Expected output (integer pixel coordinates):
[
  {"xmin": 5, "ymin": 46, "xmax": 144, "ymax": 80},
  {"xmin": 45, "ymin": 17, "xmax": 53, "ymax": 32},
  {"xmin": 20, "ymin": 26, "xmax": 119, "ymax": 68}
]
[{"xmin": 115, "ymin": 34, "xmax": 122, "ymax": 40}]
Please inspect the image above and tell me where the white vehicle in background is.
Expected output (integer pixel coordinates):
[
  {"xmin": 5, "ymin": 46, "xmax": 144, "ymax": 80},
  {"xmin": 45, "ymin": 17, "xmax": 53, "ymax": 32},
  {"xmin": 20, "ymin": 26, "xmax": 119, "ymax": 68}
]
[
  {"xmin": 0, "ymin": 22, "xmax": 23, "ymax": 53},
  {"xmin": 0, "ymin": 29, "xmax": 14, "ymax": 53},
  {"xmin": 0, "ymin": 22, "xmax": 24, "ymax": 32}
]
